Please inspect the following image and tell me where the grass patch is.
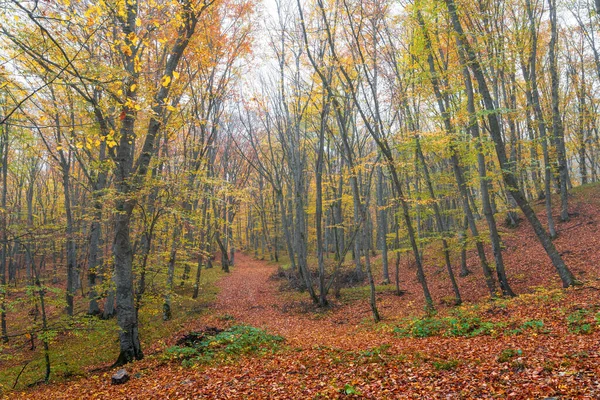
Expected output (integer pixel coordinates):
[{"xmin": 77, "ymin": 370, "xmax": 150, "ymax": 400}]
[
  {"xmin": 340, "ymin": 283, "xmax": 395, "ymax": 304},
  {"xmin": 0, "ymin": 265, "xmax": 224, "ymax": 393}
]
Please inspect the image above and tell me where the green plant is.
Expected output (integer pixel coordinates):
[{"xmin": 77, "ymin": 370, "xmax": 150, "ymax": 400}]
[
  {"xmin": 567, "ymin": 309, "xmax": 593, "ymax": 334},
  {"xmin": 343, "ymin": 383, "xmax": 361, "ymax": 395},
  {"xmin": 446, "ymin": 311, "xmax": 496, "ymax": 337},
  {"xmin": 508, "ymin": 319, "xmax": 549, "ymax": 335},
  {"xmin": 359, "ymin": 343, "xmax": 391, "ymax": 363},
  {"xmin": 497, "ymin": 348, "xmax": 522, "ymax": 363},
  {"xmin": 394, "ymin": 310, "xmax": 500, "ymax": 338},
  {"xmin": 217, "ymin": 314, "xmax": 235, "ymax": 321},
  {"xmin": 432, "ymin": 359, "xmax": 459, "ymax": 371},
  {"xmin": 166, "ymin": 325, "xmax": 284, "ymax": 366},
  {"xmin": 394, "ymin": 316, "xmax": 445, "ymax": 338}
]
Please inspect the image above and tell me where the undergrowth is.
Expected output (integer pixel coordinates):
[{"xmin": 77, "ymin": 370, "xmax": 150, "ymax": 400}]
[
  {"xmin": 0, "ymin": 265, "xmax": 223, "ymax": 393},
  {"xmin": 165, "ymin": 325, "xmax": 284, "ymax": 366},
  {"xmin": 394, "ymin": 309, "xmax": 503, "ymax": 338}
]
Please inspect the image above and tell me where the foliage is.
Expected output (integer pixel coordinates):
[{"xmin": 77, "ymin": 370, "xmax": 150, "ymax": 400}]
[
  {"xmin": 165, "ymin": 325, "xmax": 284, "ymax": 366},
  {"xmin": 394, "ymin": 309, "xmax": 500, "ymax": 338},
  {"xmin": 566, "ymin": 309, "xmax": 594, "ymax": 334},
  {"xmin": 507, "ymin": 319, "xmax": 549, "ymax": 335},
  {"xmin": 432, "ymin": 359, "xmax": 460, "ymax": 371},
  {"xmin": 342, "ymin": 383, "xmax": 361, "ymax": 395}
]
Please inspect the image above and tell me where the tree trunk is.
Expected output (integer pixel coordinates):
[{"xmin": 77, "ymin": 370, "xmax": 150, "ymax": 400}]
[
  {"xmin": 445, "ymin": 0, "xmax": 577, "ymax": 288},
  {"xmin": 376, "ymin": 166, "xmax": 390, "ymax": 284},
  {"xmin": 548, "ymin": 0, "xmax": 570, "ymax": 222}
]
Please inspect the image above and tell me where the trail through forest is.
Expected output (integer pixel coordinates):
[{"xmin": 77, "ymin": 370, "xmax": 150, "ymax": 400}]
[
  {"xmin": 13, "ymin": 245, "xmax": 600, "ymax": 399},
  {"xmin": 209, "ymin": 252, "xmax": 383, "ymax": 349}
]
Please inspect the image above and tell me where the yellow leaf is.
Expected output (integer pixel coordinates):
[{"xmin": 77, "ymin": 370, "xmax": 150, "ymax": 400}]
[
  {"xmin": 135, "ymin": 17, "xmax": 141, "ymax": 27},
  {"xmin": 166, "ymin": 105, "xmax": 176, "ymax": 112},
  {"xmin": 172, "ymin": 71, "xmax": 180, "ymax": 80},
  {"xmin": 130, "ymin": 84, "xmax": 137, "ymax": 92},
  {"xmin": 161, "ymin": 75, "xmax": 171, "ymax": 87}
]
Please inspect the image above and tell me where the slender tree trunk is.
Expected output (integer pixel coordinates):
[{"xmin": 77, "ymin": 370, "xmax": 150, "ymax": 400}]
[
  {"xmin": 524, "ymin": 0, "xmax": 557, "ymax": 238},
  {"xmin": 1, "ymin": 120, "xmax": 8, "ymax": 342},
  {"xmin": 578, "ymin": 80, "xmax": 588, "ymax": 185},
  {"xmin": 193, "ymin": 198, "xmax": 209, "ymax": 299},
  {"xmin": 163, "ymin": 222, "xmax": 179, "ymax": 321},
  {"xmin": 548, "ymin": 0, "xmax": 570, "ymax": 221},
  {"xmin": 376, "ymin": 166, "xmax": 390, "ymax": 284},
  {"xmin": 415, "ymin": 138, "xmax": 462, "ymax": 304},
  {"xmin": 316, "ymin": 96, "xmax": 328, "ymax": 307},
  {"xmin": 62, "ymin": 164, "xmax": 77, "ymax": 316},
  {"xmin": 445, "ymin": 0, "xmax": 577, "ymax": 287},
  {"xmin": 416, "ymin": 10, "xmax": 496, "ymax": 297},
  {"xmin": 459, "ymin": 49, "xmax": 515, "ymax": 297},
  {"xmin": 459, "ymin": 216, "xmax": 470, "ymax": 277}
]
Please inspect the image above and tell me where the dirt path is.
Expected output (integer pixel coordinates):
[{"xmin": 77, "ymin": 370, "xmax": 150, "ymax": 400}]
[
  {"xmin": 209, "ymin": 252, "xmax": 382, "ymax": 349},
  {"xmin": 213, "ymin": 252, "xmax": 283, "ymax": 323}
]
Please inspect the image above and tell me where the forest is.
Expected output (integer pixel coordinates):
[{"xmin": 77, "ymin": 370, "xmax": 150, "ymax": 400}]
[{"xmin": 0, "ymin": 0, "xmax": 600, "ymax": 397}]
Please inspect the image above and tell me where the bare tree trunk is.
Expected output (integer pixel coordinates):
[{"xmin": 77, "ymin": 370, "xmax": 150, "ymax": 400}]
[
  {"xmin": 446, "ymin": 0, "xmax": 577, "ymax": 287},
  {"xmin": 415, "ymin": 138, "xmax": 462, "ymax": 304},
  {"xmin": 376, "ymin": 166, "xmax": 390, "ymax": 284},
  {"xmin": 316, "ymin": 95, "xmax": 328, "ymax": 307},
  {"xmin": 61, "ymin": 163, "xmax": 77, "ymax": 316},
  {"xmin": 548, "ymin": 0, "xmax": 570, "ymax": 222},
  {"xmin": 524, "ymin": 0, "xmax": 557, "ymax": 238},
  {"xmin": 193, "ymin": 197, "xmax": 209, "ymax": 299},
  {"xmin": 458, "ymin": 47, "xmax": 515, "ymax": 297},
  {"xmin": 1, "ymin": 118, "xmax": 8, "ymax": 342},
  {"xmin": 163, "ymin": 222, "xmax": 180, "ymax": 321}
]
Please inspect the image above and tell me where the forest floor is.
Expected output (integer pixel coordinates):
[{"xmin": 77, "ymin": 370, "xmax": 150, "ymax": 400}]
[{"xmin": 7, "ymin": 184, "xmax": 600, "ymax": 399}]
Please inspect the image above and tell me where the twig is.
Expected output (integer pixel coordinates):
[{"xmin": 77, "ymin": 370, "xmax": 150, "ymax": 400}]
[{"xmin": 12, "ymin": 359, "xmax": 32, "ymax": 389}]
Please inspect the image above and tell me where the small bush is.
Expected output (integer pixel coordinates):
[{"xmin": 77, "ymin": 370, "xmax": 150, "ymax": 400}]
[
  {"xmin": 394, "ymin": 316, "xmax": 445, "ymax": 338},
  {"xmin": 446, "ymin": 311, "xmax": 496, "ymax": 337}
]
